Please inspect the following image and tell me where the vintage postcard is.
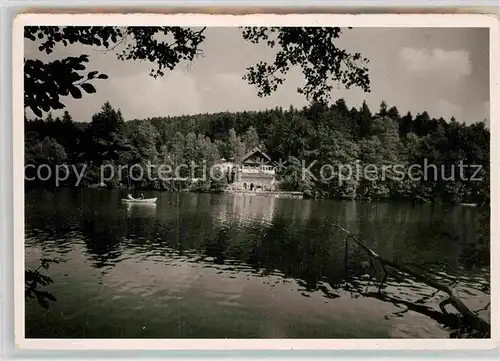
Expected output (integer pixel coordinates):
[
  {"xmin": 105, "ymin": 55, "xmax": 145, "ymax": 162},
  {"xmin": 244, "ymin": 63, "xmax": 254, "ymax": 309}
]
[{"xmin": 13, "ymin": 13, "xmax": 498, "ymax": 350}]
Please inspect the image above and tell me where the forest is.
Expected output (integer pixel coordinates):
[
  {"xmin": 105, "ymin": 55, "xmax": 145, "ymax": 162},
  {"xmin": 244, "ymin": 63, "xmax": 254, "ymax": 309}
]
[{"xmin": 25, "ymin": 99, "xmax": 490, "ymax": 206}]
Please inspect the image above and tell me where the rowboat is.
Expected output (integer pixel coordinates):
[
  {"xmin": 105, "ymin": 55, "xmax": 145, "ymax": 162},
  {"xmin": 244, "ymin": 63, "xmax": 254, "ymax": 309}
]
[
  {"xmin": 459, "ymin": 203, "xmax": 477, "ymax": 207},
  {"xmin": 121, "ymin": 197, "xmax": 158, "ymax": 204}
]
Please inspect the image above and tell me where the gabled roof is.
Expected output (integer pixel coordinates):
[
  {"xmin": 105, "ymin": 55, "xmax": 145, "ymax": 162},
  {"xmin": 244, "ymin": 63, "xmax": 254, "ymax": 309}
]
[{"xmin": 241, "ymin": 145, "xmax": 277, "ymax": 165}]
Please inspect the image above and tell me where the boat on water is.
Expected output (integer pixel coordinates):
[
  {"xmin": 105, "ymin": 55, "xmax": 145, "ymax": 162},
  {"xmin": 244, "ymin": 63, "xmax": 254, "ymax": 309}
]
[
  {"xmin": 121, "ymin": 197, "xmax": 158, "ymax": 204},
  {"xmin": 459, "ymin": 203, "xmax": 477, "ymax": 207}
]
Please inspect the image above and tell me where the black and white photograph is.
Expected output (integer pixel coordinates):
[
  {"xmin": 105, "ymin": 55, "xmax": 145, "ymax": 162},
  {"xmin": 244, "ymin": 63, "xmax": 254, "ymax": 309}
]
[{"xmin": 17, "ymin": 14, "xmax": 496, "ymax": 347}]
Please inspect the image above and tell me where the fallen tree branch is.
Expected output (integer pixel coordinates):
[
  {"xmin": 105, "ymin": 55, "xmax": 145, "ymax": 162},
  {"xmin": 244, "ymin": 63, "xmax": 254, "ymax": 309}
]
[
  {"xmin": 473, "ymin": 302, "xmax": 491, "ymax": 315},
  {"xmin": 333, "ymin": 224, "xmax": 490, "ymax": 337}
]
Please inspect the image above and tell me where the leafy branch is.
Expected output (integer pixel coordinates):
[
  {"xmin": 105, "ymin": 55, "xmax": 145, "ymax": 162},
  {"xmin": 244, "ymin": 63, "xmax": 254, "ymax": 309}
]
[
  {"xmin": 241, "ymin": 27, "xmax": 371, "ymax": 104},
  {"xmin": 25, "ymin": 26, "xmax": 371, "ymax": 115},
  {"xmin": 24, "ymin": 55, "xmax": 108, "ymax": 117},
  {"xmin": 25, "ymin": 258, "xmax": 60, "ymax": 309}
]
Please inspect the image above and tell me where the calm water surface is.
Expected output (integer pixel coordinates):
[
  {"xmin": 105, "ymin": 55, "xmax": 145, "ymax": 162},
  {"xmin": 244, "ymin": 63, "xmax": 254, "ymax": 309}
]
[{"xmin": 25, "ymin": 189, "xmax": 490, "ymax": 338}]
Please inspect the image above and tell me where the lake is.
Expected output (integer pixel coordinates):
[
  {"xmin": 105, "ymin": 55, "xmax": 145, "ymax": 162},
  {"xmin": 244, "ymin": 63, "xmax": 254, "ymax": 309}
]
[{"xmin": 24, "ymin": 188, "xmax": 490, "ymax": 338}]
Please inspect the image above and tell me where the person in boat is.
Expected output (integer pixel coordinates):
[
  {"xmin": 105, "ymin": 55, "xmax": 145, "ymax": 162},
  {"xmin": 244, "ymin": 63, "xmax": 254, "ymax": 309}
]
[{"xmin": 127, "ymin": 193, "xmax": 133, "ymax": 200}]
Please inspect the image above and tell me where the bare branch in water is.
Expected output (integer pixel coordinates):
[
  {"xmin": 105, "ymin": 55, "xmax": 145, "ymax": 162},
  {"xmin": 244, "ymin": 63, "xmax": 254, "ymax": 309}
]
[{"xmin": 332, "ymin": 223, "xmax": 490, "ymax": 337}]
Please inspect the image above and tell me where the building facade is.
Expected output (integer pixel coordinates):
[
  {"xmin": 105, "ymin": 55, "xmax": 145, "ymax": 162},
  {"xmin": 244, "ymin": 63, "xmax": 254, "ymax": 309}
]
[{"xmin": 220, "ymin": 145, "xmax": 278, "ymax": 191}]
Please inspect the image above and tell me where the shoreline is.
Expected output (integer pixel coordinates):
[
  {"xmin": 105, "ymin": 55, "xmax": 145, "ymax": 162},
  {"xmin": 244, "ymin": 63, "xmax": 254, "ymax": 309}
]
[
  {"xmin": 24, "ymin": 185, "xmax": 488, "ymax": 207},
  {"xmin": 224, "ymin": 189, "xmax": 304, "ymax": 199}
]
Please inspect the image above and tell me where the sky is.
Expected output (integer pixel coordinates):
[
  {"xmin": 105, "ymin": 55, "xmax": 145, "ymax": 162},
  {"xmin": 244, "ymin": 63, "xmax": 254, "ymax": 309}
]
[{"xmin": 24, "ymin": 27, "xmax": 490, "ymax": 124}]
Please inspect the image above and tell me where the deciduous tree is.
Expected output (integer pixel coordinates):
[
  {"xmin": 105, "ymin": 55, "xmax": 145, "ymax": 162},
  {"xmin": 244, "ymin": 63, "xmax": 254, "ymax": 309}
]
[{"xmin": 25, "ymin": 26, "xmax": 371, "ymax": 117}]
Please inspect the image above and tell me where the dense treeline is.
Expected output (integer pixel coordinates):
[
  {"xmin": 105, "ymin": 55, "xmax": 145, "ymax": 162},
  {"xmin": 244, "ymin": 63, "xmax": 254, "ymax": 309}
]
[{"xmin": 25, "ymin": 99, "xmax": 489, "ymax": 205}]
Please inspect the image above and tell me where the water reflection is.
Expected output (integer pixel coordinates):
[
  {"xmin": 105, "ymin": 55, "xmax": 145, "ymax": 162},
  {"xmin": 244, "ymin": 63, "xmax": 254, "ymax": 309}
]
[
  {"xmin": 215, "ymin": 194, "xmax": 277, "ymax": 226},
  {"xmin": 24, "ymin": 189, "xmax": 490, "ymax": 338},
  {"xmin": 124, "ymin": 202, "xmax": 158, "ymax": 218}
]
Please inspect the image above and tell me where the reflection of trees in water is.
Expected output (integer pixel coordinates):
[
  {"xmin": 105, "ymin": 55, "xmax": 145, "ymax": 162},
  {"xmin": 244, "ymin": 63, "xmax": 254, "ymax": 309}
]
[
  {"xmin": 196, "ymin": 199, "xmax": 490, "ymax": 338},
  {"xmin": 80, "ymin": 216, "xmax": 126, "ymax": 268},
  {"xmin": 80, "ymin": 202, "xmax": 160, "ymax": 268},
  {"xmin": 206, "ymin": 194, "xmax": 326, "ymax": 276},
  {"xmin": 25, "ymin": 191, "xmax": 82, "ymax": 253},
  {"xmin": 198, "ymin": 216, "xmax": 347, "ymax": 289},
  {"xmin": 26, "ymin": 190, "xmax": 490, "ymax": 337},
  {"xmin": 340, "ymin": 201, "xmax": 488, "ymax": 271},
  {"xmin": 200, "ymin": 197, "xmax": 489, "ymax": 292},
  {"xmin": 203, "ymin": 227, "xmax": 231, "ymax": 264}
]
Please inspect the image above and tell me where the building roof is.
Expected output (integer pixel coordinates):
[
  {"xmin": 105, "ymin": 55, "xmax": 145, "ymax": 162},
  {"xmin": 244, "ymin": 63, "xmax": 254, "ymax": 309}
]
[{"xmin": 241, "ymin": 145, "xmax": 277, "ymax": 166}]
